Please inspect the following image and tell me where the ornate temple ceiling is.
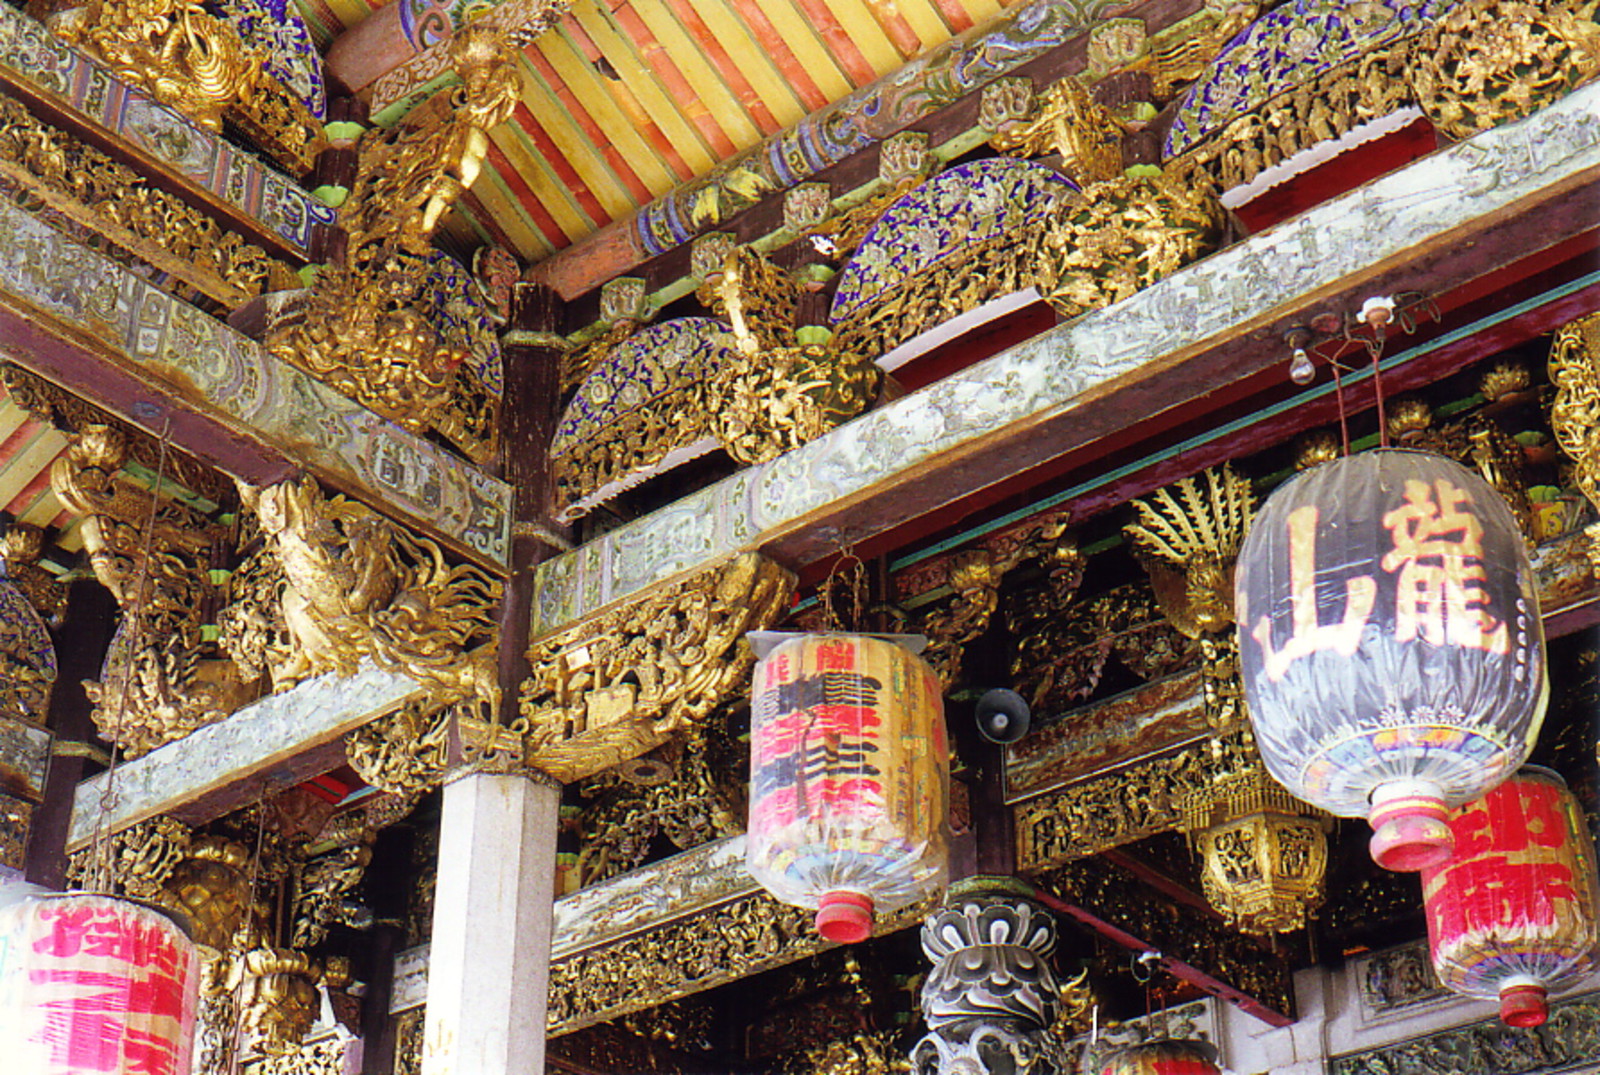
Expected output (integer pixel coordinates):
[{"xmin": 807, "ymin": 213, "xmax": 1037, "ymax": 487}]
[{"xmin": 317, "ymin": 0, "xmax": 1033, "ymax": 261}]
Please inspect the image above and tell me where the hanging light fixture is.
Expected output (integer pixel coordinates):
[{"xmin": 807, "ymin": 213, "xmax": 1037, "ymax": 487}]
[
  {"xmin": 1422, "ymin": 766, "xmax": 1600, "ymax": 1027},
  {"xmin": 0, "ymin": 891, "xmax": 201, "ymax": 1075},
  {"xmin": 1235, "ymin": 449, "xmax": 1547, "ymax": 871},
  {"xmin": 746, "ymin": 633, "xmax": 949, "ymax": 943},
  {"xmin": 1097, "ymin": 1038, "xmax": 1222, "ymax": 1075},
  {"xmin": 1182, "ymin": 767, "xmax": 1328, "ymax": 935}
]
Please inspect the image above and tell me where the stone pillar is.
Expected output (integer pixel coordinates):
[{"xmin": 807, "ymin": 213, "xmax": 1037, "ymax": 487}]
[{"xmin": 422, "ymin": 768, "xmax": 560, "ymax": 1075}]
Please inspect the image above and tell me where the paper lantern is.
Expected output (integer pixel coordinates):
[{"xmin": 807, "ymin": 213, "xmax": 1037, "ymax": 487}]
[
  {"xmin": 1422, "ymin": 767, "xmax": 1600, "ymax": 1027},
  {"xmin": 1098, "ymin": 1039, "xmax": 1222, "ymax": 1075},
  {"xmin": 747, "ymin": 633, "xmax": 949, "ymax": 943},
  {"xmin": 0, "ymin": 892, "xmax": 200, "ymax": 1075},
  {"xmin": 1236, "ymin": 449, "xmax": 1547, "ymax": 870}
]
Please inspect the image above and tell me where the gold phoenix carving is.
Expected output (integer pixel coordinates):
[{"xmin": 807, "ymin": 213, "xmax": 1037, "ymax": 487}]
[
  {"xmin": 267, "ymin": 27, "xmax": 518, "ymax": 464},
  {"xmin": 518, "ymin": 552, "xmax": 795, "ymax": 783},
  {"xmin": 1126, "ymin": 464, "xmax": 1253, "ymax": 729},
  {"xmin": 51, "ymin": 426, "xmax": 252, "ymax": 756},
  {"xmin": 34, "ymin": 0, "xmax": 324, "ymax": 172},
  {"xmin": 0, "ymin": 96, "xmax": 284, "ymax": 306},
  {"xmin": 224, "ymin": 475, "xmax": 501, "ymax": 709},
  {"xmin": 1549, "ymin": 310, "xmax": 1600, "ymax": 576}
]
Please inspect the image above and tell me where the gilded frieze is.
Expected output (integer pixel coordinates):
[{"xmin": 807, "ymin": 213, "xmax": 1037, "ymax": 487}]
[
  {"xmin": 241, "ymin": 1037, "xmax": 348, "ymax": 1075},
  {"xmin": 0, "ymin": 96, "xmax": 286, "ymax": 306},
  {"xmin": 0, "ymin": 537, "xmax": 57, "ymax": 725},
  {"xmin": 546, "ymin": 891, "xmax": 931, "ymax": 1035},
  {"xmin": 0, "ymin": 790, "xmax": 31, "ymax": 871},
  {"xmin": 1549, "ymin": 311, "xmax": 1600, "ymax": 576},
  {"xmin": 519, "ymin": 553, "xmax": 795, "ymax": 783},
  {"xmin": 1015, "ymin": 730, "xmax": 1258, "ymax": 869}
]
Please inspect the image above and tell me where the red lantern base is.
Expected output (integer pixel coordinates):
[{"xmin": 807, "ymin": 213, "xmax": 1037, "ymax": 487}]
[
  {"xmin": 1369, "ymin": 783, "xmax": 1454, "ymax": 871},
  {"xmin": 816, "ymin": 891, "xmax": 874, "ymax": 944},
  {"xmin": 1500, "ymin": 983, "xmax": 1549, "ymax": 1028}
]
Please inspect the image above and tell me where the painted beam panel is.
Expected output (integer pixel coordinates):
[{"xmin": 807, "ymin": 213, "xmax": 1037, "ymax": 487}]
[
  {"xmin": 0, "ymin": 199, "xmax": 513, "ymax": 566},
  {"xmin": 530, "ymin": 85, "xmax": 1600, "ymax": 636},
  {"xmin": 67, "ymin": 663, "xmax": 424, "ymax": 850}
]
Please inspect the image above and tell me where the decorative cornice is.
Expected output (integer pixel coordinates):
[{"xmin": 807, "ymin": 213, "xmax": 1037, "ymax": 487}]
[{"xmin": 1329, "ymin": 990, "xmax": 1600, "ymax": 1075}]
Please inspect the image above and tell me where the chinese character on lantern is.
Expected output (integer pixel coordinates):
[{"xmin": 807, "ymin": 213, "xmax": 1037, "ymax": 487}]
[
  {"xmin": 1236, "ymin": 449, "xmax": 1546, "ymax": 871},
  {"xmin": 746, "ymin": 633, "xmax": 949, "ymax": 943}
]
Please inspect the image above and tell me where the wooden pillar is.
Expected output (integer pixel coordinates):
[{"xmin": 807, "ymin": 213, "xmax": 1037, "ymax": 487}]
[{"xmin": 23, "ymin": 580, "xmax": 115, "ymax": 889}]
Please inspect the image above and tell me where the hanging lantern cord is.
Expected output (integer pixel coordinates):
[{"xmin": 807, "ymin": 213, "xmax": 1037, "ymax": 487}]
[{"xmin": 89, "ymin": 419, "xmax": 174, "ymax": 896}]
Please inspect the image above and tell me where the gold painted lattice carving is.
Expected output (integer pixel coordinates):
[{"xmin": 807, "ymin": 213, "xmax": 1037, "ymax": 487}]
[
  {"xmin": 0, "ymin": 96, "xmax": 285, "ymax": 306},
  {"xmin": 518, "ymin": 552, "xmax": 795, "ymax": 783},
  {"xmin": 35, "ymin": 0, "xmax": 324, "ymax": 172},
  {"xmin": 51, "ymin": 426, "xmax": 252, "ymax": 756},
  {"xmin": 1549, "ymin": 310, "xmax": 1600, "ymax": 576}
]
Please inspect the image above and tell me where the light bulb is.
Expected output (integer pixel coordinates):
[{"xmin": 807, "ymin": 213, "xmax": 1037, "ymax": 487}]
[{"xmin": 1289, "ymin": 347, "xmax": 1315, "ymax": 384}]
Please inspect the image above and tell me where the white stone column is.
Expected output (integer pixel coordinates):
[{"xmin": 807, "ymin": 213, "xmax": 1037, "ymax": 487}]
[{"xmin": 422, "ymin": 769, "xmax": 560, "ymax": 1075}]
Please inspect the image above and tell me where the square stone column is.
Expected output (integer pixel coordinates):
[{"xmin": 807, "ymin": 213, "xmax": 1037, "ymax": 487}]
[{"xmin": 423, "ymin": 769, "xmax": 560, "ymax": 1075}]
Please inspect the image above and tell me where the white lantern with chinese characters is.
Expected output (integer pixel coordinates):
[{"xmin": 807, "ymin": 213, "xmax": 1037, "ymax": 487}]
[
  {"xmin": 746, "ymin": 633, "xmax": 949, "ymax": 943},
  {"xmin": 0, "ymin": 892, "xmax": 201, "ymax": 1075},
  {"xmin": 1235, "ymin": 449, "xmax": 1547, "ymax": 871}
]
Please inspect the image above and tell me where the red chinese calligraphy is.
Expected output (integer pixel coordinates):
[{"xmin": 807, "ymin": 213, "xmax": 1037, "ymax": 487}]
[{"xmin": 1381, "ymin": 478, "xmax": 1509, "ymax": 654}]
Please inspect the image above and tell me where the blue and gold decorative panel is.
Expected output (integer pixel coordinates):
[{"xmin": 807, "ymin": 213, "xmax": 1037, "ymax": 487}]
[
  {"xmin": 550, "ymin": 318, "xmax": 741, "ymax": 520},
  {"xmin": 1163, "ymin": 0, "xmax": 1446, "ymax": 160},
  {"xmin": 423, "ymin": 250, "xmax": 503, "ymax": 405},
  {"xmin": 830, "ymin": 158, "xmax": 1078, "ymax": 325},
  {"xmin": 218, "ymin": 0, "xmax": 327, "ymax": 121}
]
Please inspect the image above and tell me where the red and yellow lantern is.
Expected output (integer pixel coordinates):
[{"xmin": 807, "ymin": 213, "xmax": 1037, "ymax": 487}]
[
  {"xmin": 746, "ymin": 633, "xmax": 949, "ymax": 943},
  {"xmin": 1098, "ymin": 1039, "xmax": 1222, "ymax": 1075},
  {"xmin": 1235, "ymin": 449, "xmax": 1547, "ymax": 871},
  {"xmin": 1422, "ymin": 767, "xmax": 1600, "ymax": 1027},
  {"xmin": 0, "ymin": 892, "xmax": 201, "ymax": 1075}
]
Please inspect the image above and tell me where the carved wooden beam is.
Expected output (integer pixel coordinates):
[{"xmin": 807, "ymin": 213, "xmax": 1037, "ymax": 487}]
[{"xmin": 528, "ymin": 86, "xmax": 1600, "ymax": 640}]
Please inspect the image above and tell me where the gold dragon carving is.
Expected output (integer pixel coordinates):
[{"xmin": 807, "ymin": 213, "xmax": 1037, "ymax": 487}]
[
  {"xmin": 518, "ymin": 552, "xmax": 796, "ymax": 784},
  {"xmin": 1549, "ymin": 311, "xmax": 1600, "ymax": 576},
  {"xmin": 267, "ymin": 27, "xmax": 518, "ymax": 464},
  {"xmin": 0, "ymin": 96, "xmax": 286, "ymax": 306},
  {"xmin": 51, "ymin": 426, "xmax": 252, "ymax": 756},
  {"xmin": 32, "ymin": 0, "xmax": 324, "ymax": 172},
  {"xmin": 1125, "ymin": 465, "xmax": 1253, "ymax": 729},
  {"xmin": 700, "ymin": 246, "xmax": 882, "ymax": 466},
  {"xmin": 223, "ymin": 475, "xmax": 501, "ymax": 716},
  {"xmin": 989, "ymin": 78, "xmax": 1126, "ymax": 187}
]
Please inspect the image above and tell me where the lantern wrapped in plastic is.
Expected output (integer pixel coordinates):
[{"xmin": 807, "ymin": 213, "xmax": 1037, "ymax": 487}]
[
  {"xmin": 1236, "ymin": 449, "xmax": 1547, "ymax": 871},
  {"xmin": 1098, "ymin": 1039, "xmax": 1222, "ymax": 1075},
  {"xmin": 1421, "ymin": 766, "xmax": 1600, "ymax": 1027},
  {"xmin": 0, "ymin": 892, "xmax": 201, "ymax": 1075},
  {"xmin": 746, "ymin": 633, "xmax": 948, "ymax": 943}
]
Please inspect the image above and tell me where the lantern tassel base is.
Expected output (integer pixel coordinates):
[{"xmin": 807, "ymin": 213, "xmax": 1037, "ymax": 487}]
[
  {"xmin": 816, "ymin": 891, "xmax": 874, "ymax": 944},
  {"xmin": 1500, "ymin": 982, "xmax": 1549, "ymax": 1028},
  {"xmin": 1369, "ymin": 781, "xmax": 1454, "ymax": 871}
]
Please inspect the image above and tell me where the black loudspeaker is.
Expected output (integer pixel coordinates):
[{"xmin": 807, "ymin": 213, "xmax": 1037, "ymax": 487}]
[{"xmin": 974, "ymin": 688, "xmax": 1031, "ymax": 744}]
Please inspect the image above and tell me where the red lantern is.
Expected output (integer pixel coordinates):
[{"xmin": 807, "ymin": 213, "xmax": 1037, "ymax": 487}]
[
  {"xmin": 746, "ymin": 634, "xmax": 949, "ymax": 943},
  {"xmin": 1099, "ymin": 1039, "xmax": 1222, "ymax": 1075},
  {"xmin": 1421, "ymin": 767, "xmax": 1600, "ymax": 1027},
  {"xmin": 0, "ymin": 892, "xmax": 201, "ymax": 1074},
  {"xmin": 1236, "ymin": 449, "xmax": 1547, "ymax": 871}
]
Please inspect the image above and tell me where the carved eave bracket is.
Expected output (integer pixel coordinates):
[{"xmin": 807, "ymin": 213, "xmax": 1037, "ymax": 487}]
[{"xmin": 518, "ymin": 552, "xmax": 796, "ymax": 784}]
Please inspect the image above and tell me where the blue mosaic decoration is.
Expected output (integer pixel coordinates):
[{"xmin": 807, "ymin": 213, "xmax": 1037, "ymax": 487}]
[
  {"xmin": 0, "ymin": 576, "xmax": 57, "ymax": 725},
  {"xmin": 422, "ymin": 250, "xmax": 503, "ymax": 400},
  {"xmin": 830, "ymin": 158, "xmax": 1078, "ymax": 324},
  {"xmin": 552, "ymin": 318, "xmax": 738, "ymax": 460},
  {"xmin": 215, "ymin": 0, "xmax": 327, "ymax": 121},
  {"xmin": 1163, "ymin": 0, "xmax": 1447, "ymax": 160}
]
